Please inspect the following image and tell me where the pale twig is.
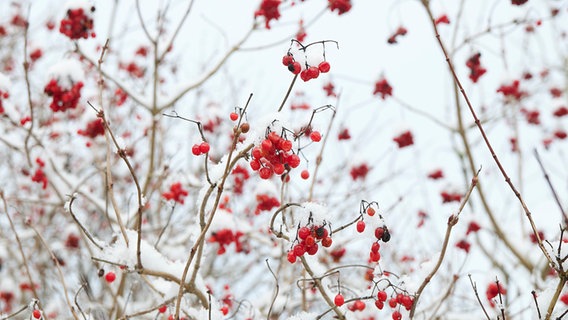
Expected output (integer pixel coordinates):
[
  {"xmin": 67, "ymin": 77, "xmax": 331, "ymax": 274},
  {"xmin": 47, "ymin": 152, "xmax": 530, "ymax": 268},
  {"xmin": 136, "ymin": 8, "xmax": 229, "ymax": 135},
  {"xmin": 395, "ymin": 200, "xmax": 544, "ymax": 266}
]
[
  {"xmin": 266, "ymin": 259, "xmax": 280, "ymax": 320},
  {"xmin": 468, "ymin": 274, "xmax": 491, "ymax": 320},
  {"xmin": 0, "ymin": 192, "xmax": 39, "ymax": 302},
  {"xmin": 409, "ymin": 169, "xmax": 479, "ymax": 318},
  {"xmin": 67, "ymin": 195, "xmax": 104, "ymax": 250},
  {"xmin": 28, "ymin": 224, "xmax": 80, "ymax": 320},
  {"xmin": 534, "ymin": 149, "xmax": 568, "ymax": 226}
]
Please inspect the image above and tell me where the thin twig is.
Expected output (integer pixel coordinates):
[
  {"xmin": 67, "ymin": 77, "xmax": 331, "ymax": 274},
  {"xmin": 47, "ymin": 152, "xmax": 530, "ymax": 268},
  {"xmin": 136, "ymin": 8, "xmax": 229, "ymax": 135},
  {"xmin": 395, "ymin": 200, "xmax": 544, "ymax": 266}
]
[
  {"xmin": 265, "ymin": 259, "xmax": 279, "ymax": 320},
  {"xmin": 534, "ymin": 149, "xmax": 568, "ymax": 226},
  {"xmin": 468, "ymin": 274, "xmax": 491, "ymax": 320}
]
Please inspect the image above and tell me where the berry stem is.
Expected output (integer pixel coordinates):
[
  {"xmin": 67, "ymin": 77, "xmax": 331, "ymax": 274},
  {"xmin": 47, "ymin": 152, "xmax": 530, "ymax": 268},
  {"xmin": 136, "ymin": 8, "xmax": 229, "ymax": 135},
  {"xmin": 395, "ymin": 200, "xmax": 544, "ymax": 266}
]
[{"xmin": 278, "ymin": 73, "xmax": 298, "ymax": 112}]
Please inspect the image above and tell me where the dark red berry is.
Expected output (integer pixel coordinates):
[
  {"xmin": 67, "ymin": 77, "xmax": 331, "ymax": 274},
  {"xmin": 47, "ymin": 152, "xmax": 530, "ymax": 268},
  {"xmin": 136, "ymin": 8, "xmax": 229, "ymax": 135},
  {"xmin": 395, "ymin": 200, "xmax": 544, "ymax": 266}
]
[{"xmin": 318, "ymin": 61, "xmax": 331, "ymax": 73}]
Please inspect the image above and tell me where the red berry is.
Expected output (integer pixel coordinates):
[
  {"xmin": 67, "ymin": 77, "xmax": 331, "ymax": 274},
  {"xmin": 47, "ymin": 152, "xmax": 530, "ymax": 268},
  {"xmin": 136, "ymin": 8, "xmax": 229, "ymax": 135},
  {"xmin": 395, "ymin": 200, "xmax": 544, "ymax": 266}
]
[
  {"xmin": 287, "ymin": 250, "xmax": 297, "ymax": 263},
  {"xmin": 282, "ymin": 55, "xmax": 294, "ymax": 66},
  {"xmin": 280, "ymin": 139, "xmax": 292, "ymax": 152},
  {"xmin": 305, "ymin": 235, "xmax": 315, "ymax": 246},
  {"xmin": 199, "ymin": 142, "xmax": 210, "ymax": 154},
  {"xmin": 298, "ymin": 227, "xmax": 310, "ymax": 240},
  {"xmin": 306, "ymin": 243, "xmax": 318, "ymax": 255},
  {"xmin": 392, "ymin": 310, "xmax": 402, "ymax": 320},
  {"xmin": 388, "ymin": 298, "xmax": 397, "ymax": 308},
  {"xmin": 250, "ymin": 159, "xmax": 261, "ymax": 171},
  {"xmin": 301, "ymin": 170, "xmax": 310, "ymax": 179},
  {"xmin": 105, "ymin": 271, "xmax": 116, "ymax": 283},
  {"xmin": 259, "ymin": 167, "xmax": 273, "ymax": 179},
  {"xmin": 375, "ymin": 227, "xmax": 384, "ymax": 239},
  {"xmin": 321, "ymin": 236, "xmax": 333, "ymax": 247},
  {"xmin": 293, "ymin": 244, "xmax": 306, "ymax": 256},
  {"xmin": 367, "ymin": 207, "xmax": 376, "ymax": 216},
  {"xmin": 356, "ymin": 220, "xmax": 366, "ymax": 233},
  {"xmin": 291, "ymin": 61, "xmax": 301, "ymax": 74},
  {"xmin": 300, "ymin": 69, "xmax": 311, "ymax": 82},
  {"xmin": 158, "ymin": 305, "xmax": 167, "ymax": 313},
  {"xmin": 354, "ymin": 300, "xmax": 365, "ymax": 311},
  {"xmin": 310, "ymin": 131, "xmax": 322, "ymax": 142},
  {"xmin": 230, "ymin": 112, "xmax": 239, "ymax": 121},
  {"xmin": 318, "ymin": 61, "xmax": 331, "ymax": 73},
  {"xmin": 375, "ymin": 300, "xmax": 384, "ymax": 310},
  {"xmin": 377, "ymin": 290, "xmax": 387, "ymax": 302},
  {"xmin": 192, "ymin": 144, "xmax": 201, "ymax": 156},
  {"xmin": 261, "ymin": 139, "xmax": 273, "ymax": 152},
  {"xmin": 287, "ymin": 154, "xmax": 301, "ymax": 168},
  {"xmin": 369, "ymin": 251, "xmax": 381, "ymax": 262},
  {"xmin": 334, "ymin": 293, "xmax": 345, "ymax": 306},
  {"xmin": 220, "ymin": 306, "xmax": 229, "ymax": 315},
  {"xmin": 307, "ymin": 66, "xmax": 320, "ymax": 79},
  {"xmin": 273, "ymin": 162, "xmax": 285, "ymax": 175},
  {"xmin": 371, "ymin": 242, "xmax": 380, "ymax": 253},
  {"xmin": 33, "ymin": 310, "xmax": 41, "ymax": 319}
]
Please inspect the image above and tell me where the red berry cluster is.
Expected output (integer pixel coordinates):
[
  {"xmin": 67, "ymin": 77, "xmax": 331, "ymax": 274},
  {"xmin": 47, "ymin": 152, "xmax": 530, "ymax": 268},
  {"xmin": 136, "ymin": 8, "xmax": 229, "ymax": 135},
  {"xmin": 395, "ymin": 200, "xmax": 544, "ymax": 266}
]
[
  {"xmin": 440, "ymin": 191, "xmax": 462, "ymax": 203},
  {"xmin": 385, "ymin": 292, "xmax": 414, "ymax": 314},
  {"xmin": 328, "ymin": 0, "xmax": 352, "ymax": 15},
  {"xmin": 350, "ymin": 163, "xmax": 370, "ymax": 181},
  {"xmin": 250, "ymin": 131, "xmax": 300, "ymax": 180},
  {"xmin": 162, "ymin": 182, "xmax": 189, "ymax": 204},
  {"xmin": 486, "ymin": 282, "xmax": 506, "ymax": 307},
  {"xmin": 59, "ymin": 7, "xmax": 95, "ymax": 40},
  {"xmin": 31, "ymin": 157, "xmax": 48, "ymax": 189},
  {"xmin": 427, "ymin": 169, "xmax": 444, "ymax": 180},
  {"xmin": 455, "ymin": 239, "xmax": 471, "ymax": 253},
  {"xmin": 287, "ymin": 225, "xmax": 332, "ymax": 263},
  {"xmin": 435, "ymin": 14, "xmax": 450, "ymax": 25},
  {"xmin": 373, "ymin": 77, "xmax": 393, "ymax": 99},
  {"xmin": 466, "ymin": 53, "xmax": 487, "ymax": 83},
  {"xmin": 387, "ymin": 26, "xmax": 408, "ymax": 44},
  {"xmin": 0, "ymin": 90, "xmax": 8, "ymax": 114},
  {"xmin": 497, "ymin": 80, "xmax": 527, "ymax": 101},
  {"xmin": 254, "ymin": 0, "xmax": 281, "ymax": 29},
  {"xmin": 255, "ymin": 193, "xmax": 280, "ymax": 215},
  {"xmin": 44, "ymin": 79, "xmax": 84, "ymax": 112},
  {"xmin": 191, "ymin": 142, "xmax": 210, "ymax": 156},
  {"xmin": 347, "ymin": 299, "xmax": 366, "ymax": 311},
  {"xmin": 282, "ymin": 54, "xmax": 331, "ymax": 82},
  {"xmin": 119, "ymin": 61, "xmax": 145, "ymax": 78},
  {"xmin": 520, "ymin": 108, "xmax": 540, "ymax": 125},
  {"xmin": 208, "ymin": 228, "xmax": 245, "ymax": 255},
  {"xmin": 393, "ymin": 130, "xmax": 414, "ymax": 148},
  {"xmin": 231, "ymin": 165, "xmax": 250, "ymax": 195},
  {"xmin": 77, "ymin": 118, "xmax": 105, "ymax": 138}
]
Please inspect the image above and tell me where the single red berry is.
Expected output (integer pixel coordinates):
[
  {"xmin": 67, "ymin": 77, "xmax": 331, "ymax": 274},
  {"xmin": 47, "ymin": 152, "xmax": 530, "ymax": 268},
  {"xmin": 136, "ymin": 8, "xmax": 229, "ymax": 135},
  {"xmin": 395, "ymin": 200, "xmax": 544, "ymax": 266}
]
[
  {"xmin": 321, "ymin": 236, "xmax": 333, "ymax": 247},
  {"xmin": 158, "ymin": 305, "xmax": 167, "ymax": 313},
  {"xmin": 377, "ymin": 290, "xmax": 387, "ymax": 302},
  {"xmin": 261, "ymin": 139, "xmax": 273, "ymax": 152},
  {"xmin": 354, "ymin": 300, "xmax": 366, "ymax": 311},
  {"xmin": 367, "ymin": 207, "xmax": 376, "ymax": 216},
  {"xmin": 192, "ymin": 144, "xmax": 201, "ymax": 156},
  {"xmin": 301, "ymin": 170, "xmax": 310, "ymax": 179},
  {"xmin": 356, "ymin": 220, "xmax": 366, "ymax": 233},
  {"xmin": 375, "ymin": 227, "xmax": 384, "ymax": 239},
  {"xmin": 305, "ymin": 235, "xmax": 315, "ymax": 246},
  {"xmin": 230, "ymin": 112, "xmax": 239, "ymax": 121},
  {"xmin": 310, "ymin": 131, "xmax": 322, "ymax": 142},
  {"xmin": 298, "ymin": 227, "xmax": 310, "ymax": 240},
  {"xmin": 306, "ymin": 243, "xmax": 319, "ymax": 255},
  {"xmin": 220, "ymin": 306, "xmax": 229, "ymax": 315},
  {"xmin": 307, "ymin": 66, "xmax": 320, "ymax": 79},
  {"xmin": 318, "ymin": 61, "xmax": 331, "ymax": 73},
  {"xmin": 375, "ymin": 300, "xmax": 384, "ymax": 310},
  {"xmin": 280, "ymin": 139, "xmax": 292, "ymax": 151},
  {"xmin": 401, "ymin": 295, "xmax": 413, "ymax": 309},
  {"xmin": 392, "ymin": 310, "xmax": 402, "ymax": 320},
  {"xmin": 300, "ymin": 69, "xmax": 311, "ymax": 81},
  {"xmin": 199, "ymin": 142, "xmax": 210, "ymax": 154},
  {"xmin": 287, "ymin": 250, "xmax": 297, "ymax": 263},
  {"xmin": 369, "ymin": 251, "xmax": 380, "ymax": 262},
  {"xmin": 105, "ymin": 271, "xmax": 116, "ymax": 283},
  {"xmin": 287, "ymin": 154, "xmax": 301, "ymax": 168},
  {"xmin": 388, "ymin": 298, "xmax": 397, "ymax": 308},
  {"xmin": 371, "ymin": 242, "xmax": 380, "ymax": 253},
  {"xmin": 291, "ymin": 61, "xmax": 301, "ymax": 74},
  {"xmin": 259, "ymin": 167, "xmax": 273, "ymax": 179},
  {"xmin": 282, "ymin": 55, "xmax": 294, "ymax": 66},
  {"xmin": 250, "ymin": 159, "xmax": 261, "ymax": 171},
  {"xmin": 334, "ymin": 293, "xmax": 345, "ymax": 306},
  {"xmin": 33, "ymin": 310, "xmax": 41, "ymax": 319},
  {"xmin": 293, "ymin": 244, "xmax": 306, "ymax": 256},
  {"xmin": 273, "ymin": 162, "xmax": 285, "ymax": 175}
]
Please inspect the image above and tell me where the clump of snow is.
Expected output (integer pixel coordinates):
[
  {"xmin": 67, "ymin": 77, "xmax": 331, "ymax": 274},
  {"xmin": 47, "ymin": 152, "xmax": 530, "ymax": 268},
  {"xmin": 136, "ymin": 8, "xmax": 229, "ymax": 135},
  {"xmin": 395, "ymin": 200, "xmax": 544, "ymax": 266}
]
[
  {"xmin": 298, "ymin": 202, "xmax": 328, "ymax": 226},
  {"xmin": 254, "ymin": 179, "xmax": 278, "ymax": 196},
  {"xmin": 47, "ymin": 59, "xmax": 85, "ymax": 89},
  {"xmin": 286, "ymin": 311, "xmax": 318, "ymax": 320}
]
